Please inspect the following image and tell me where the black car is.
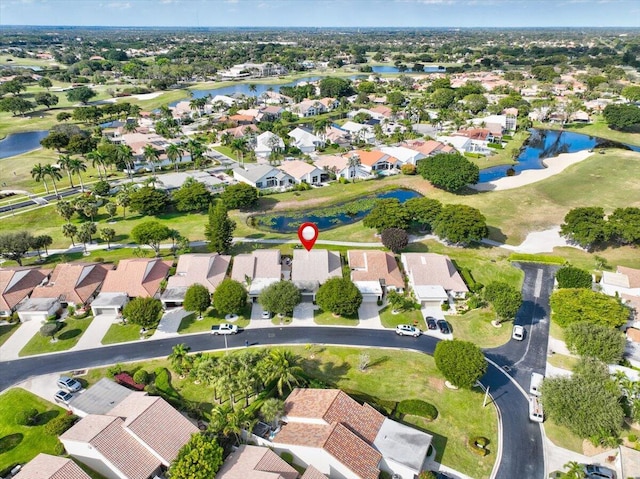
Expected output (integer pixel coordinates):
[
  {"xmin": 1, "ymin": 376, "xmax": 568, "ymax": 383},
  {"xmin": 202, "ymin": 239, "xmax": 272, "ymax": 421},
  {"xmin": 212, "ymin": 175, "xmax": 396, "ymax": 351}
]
[
  {"xmin": 426, "ymin": 317, "xmax": 437, "ymax": 330},
  {"xmin": 437, "ymin": 319, "xmax": 450, "ymax": 334}
]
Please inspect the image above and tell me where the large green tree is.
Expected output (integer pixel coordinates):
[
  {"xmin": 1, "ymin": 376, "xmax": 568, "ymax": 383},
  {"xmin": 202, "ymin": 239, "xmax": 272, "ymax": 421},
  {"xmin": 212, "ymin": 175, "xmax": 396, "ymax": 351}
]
[
  {"xmin": 183, "ymin": 284, "xmax": 212, "ymax": 318},
  {"xmin": 404, "ymin": 197, "xmax": 443, "ymax": 232},
  {"xmin": 606, "ymin": 207, "xmax": 640, "ymax": 245},
  {"xmin": 169, "ymin": 433, "xmax": 224, "ymax": 479},
  {"xmin": 433, "ymin": 204, "xmax": 488, "ymax": 245},
  {"xmin": 555, "ymin": 266, "xmax": 592, "ymax": 289},
  {"xmin": 483, "ymin": 282, "xmax": 522, "ymax": 322},
  {"xmin": 220, "ymin": 183, "xmax": 259, "ymax": 210},
  {"xmin": 319, "ymin": 77, "xmax": 354, "ymax": 98},
  {"xmin": 212, "ymin": 279, "xmax": 246, "ymax": 315},
  {"xmin": 131, "ymin": 221, "xmax": 171, "ymax": 256},
  {"xmin": 315, "ymin": 277, "xmax": 362, "ymax": 317},
  {"xmin": 0, "ymin": 231, "xmax": 34, "ymax": 266},
  {"xmin": 122, "ymin": 297, "xmax": 163, "ymax": 329},
  {"xmin": 560, "ymin": 207, "xmax": 607, "ymax": 250},
  {"xmin": 363, "ymin": 198, "xmax": 410, "ymax": 233},
  {"xmin": 603, "ymin": 103, "xmax": 640, "ymax": 130},
  {"xmin": 205, "ymin": 202, "xmax": 236, "ymax": 254},
  {"xmin": 259, "ymin": 280, "xmax": 301, "ymax": 316},
  {"xmin": 172, "ymin": 177, "xmax": 212, "ymax": 212},
  {"xmin": 66, "ymin": 86, "xmax": 97, "ymax": 104},
  {"xmin": 565, "ymin": 322, "xmax": 626, "ymax": 363},
  {"xmin": 129, "ymin": 186, "xmax": 170, "ymax": 216},
  {"xmin": 550, "ymin": 289, "xmax": 630, "ymax": 328},
  {"xmin": 434, "ymin": 340, "xmax": 487, "ymax": 389},
  {"xmin": 541, "ymin": 358, "xmax": 624, "ymax": 441},
  {"xmin": 417, "ymin": 153, "xmax": 479, "ymax": 192}
]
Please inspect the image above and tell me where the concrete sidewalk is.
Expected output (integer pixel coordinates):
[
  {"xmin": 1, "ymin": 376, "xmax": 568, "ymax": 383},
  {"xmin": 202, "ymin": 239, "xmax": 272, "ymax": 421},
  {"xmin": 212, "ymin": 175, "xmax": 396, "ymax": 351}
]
[{"xmin": 0, "ymin": 319, "xmax": 43, "ymax": 360}]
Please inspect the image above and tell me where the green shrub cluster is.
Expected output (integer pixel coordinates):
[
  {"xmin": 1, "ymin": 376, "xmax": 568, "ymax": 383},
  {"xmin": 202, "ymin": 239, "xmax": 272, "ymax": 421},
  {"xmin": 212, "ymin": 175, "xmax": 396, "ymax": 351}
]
[
  {"xmin": 15, "ymin": 408, "xmax": 39, "ymax": 426},
  {"xmin": 133, "ymin": 369, "xmax": 150, "ymax": 385},
  {"xmin": 44, "ymin": 414, "xmax": 78, "ymax": 435},
  {"xmin": 107, "ymin": 363, "xmax": 124, "ymax": 378},
  {"xmin": 468, "ymin": 436, "xmax": 490, "ymax": 456},
  {"xmin": 459, "ymin": 268, "xmax": 483, "ymax": 293},
  {"xmin": 397, "ymin": 399, "xmax": 438, "ymax": 420},
  {"xmin": 508, "ymin": 253, "xmax": 566, "ymax": 264}
]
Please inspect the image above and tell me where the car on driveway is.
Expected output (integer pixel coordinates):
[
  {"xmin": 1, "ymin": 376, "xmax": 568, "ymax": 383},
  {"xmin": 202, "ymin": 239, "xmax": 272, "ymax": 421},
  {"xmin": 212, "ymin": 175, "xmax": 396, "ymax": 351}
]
[
  {"xmin": 261, "ymin": 311, "xmax": 272, "ymax": 319},
  {"xmin": 426, "ymin": 317, "xmax": 437, "ymax": 330},
  {"xmin": 54, "ymin": 390, "xmax": 74, "ymax": 406},
  {"xmin": 395, "ymin": 324, "xmax": 421, "ymax": 337},
  {"xmin": 512, "ymin": 325, "xmax": 525, "ymax": 341},
  {"xmin": 583, "ymin": 464, "xmax": 616, "ymax": 479},
  {"xmin": 437, "ymin": 319, "xmax": 450, "ymax": 335},
  {"xmin": 56, "ymin": 376, "xmax": 82, "ymax": 393}
]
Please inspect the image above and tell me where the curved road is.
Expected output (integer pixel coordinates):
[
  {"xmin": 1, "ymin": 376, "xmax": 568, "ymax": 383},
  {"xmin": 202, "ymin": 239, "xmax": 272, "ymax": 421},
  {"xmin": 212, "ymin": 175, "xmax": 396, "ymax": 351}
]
[{"xmin": 2, "ymin": 323, "xmax": 546, "ymax": 479}]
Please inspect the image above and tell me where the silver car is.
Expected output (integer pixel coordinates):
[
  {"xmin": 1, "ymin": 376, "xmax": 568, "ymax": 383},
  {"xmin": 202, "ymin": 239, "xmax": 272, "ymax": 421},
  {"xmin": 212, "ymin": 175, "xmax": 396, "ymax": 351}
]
[
  {"xmin": 54, "ymin": 390, "xmax": 74, "ymax": 406},
  {"xmin": 56, "ymin": 376, "xmax": 82, "ymax": 393}
]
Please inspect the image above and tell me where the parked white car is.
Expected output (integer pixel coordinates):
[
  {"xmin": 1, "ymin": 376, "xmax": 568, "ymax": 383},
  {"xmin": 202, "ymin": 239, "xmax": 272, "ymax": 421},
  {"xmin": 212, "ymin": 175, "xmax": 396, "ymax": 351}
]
[
  {"xmin": 512, "ymin": 325, "xmax": 524, "ymax": 341},
  {"xmin": 395, "ymin": 324, "xmax": 421, "ymax": 337}
]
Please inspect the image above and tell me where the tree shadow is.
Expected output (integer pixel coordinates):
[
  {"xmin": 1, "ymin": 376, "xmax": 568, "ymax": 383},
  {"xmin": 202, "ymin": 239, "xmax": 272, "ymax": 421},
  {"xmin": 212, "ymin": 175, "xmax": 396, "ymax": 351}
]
[
  {"xmin": 58, "ymin": 328, "xmax": 81, "ymax": 340},
  {"xmin": 0, "ymin": 433, "xmax": 23, "ymax": 454},
  {"xmin": 35, "ymin": 410, "xmax": 60, "ymax": 426},
  {"xmin": 486, "ymin": 226, "xmax": 508, "ymax": 244},
  {"xmin": 368, "ymin": 355, "xmax": 390, "ymax": 369},
  {"xmin": 320, "ymin": 361, "xmax": 351, "ymax": 382},
  {"xmin": 256, "ymin": 197, "xmax": 278, "ymax": 211}
]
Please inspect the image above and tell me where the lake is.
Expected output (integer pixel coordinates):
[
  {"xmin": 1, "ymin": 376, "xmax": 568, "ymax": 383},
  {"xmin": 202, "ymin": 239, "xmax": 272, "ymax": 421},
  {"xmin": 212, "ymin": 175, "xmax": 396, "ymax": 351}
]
[
  {"xmin": 251, "ymin": 188, "xmax": 421, "ymax": 233},
  {"xmin": 478, "ymin": 128, "xmax": 640, "ymax": 183},
  {"xmin": 0, "ymin": 130, "xmax": 49, "ymax": 160},
  {"xmin": 371, "ymin": 65, "xmax": 446, "ymax": 73}
]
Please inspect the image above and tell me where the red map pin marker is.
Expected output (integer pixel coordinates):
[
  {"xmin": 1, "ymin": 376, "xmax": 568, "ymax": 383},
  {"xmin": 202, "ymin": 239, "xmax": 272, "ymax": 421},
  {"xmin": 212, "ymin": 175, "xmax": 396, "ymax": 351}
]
[{"xmin": 298, "ymin": 222, "xmax": 319, "ymax": 251}]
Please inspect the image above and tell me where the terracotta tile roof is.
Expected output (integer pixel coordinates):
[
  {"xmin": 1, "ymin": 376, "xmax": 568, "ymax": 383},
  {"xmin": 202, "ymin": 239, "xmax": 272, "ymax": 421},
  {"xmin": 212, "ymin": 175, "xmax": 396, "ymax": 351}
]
[
  {"xmin": 229, "ymin": 114, "xmax": 256, "ymax": 123},
  {"xmin": 300, "ymin": 465, "xmax": 328, "ymax": 479},
  {"xmin": 622, "ymin": 294, "xmax": 640, "ymax": 312},
  {"xmin": 217, "ymin": 445, "xmax": 299, "ymax": 479},
  {"xmin": 285, "ymin": 388, "xmax": 341, "ymax": 419},
  {"xmin": 14, "ymin": 453, "xmax": 91, "ymax": 479},
  {"xmin": 278, "ymin": 159, "xmax": 320, "ymax": 180},
  {"xmin": 370, "ymin": 105, "xmax": 392, "ymax": 117},
  {"xmin": 231, "ymin": 250, "xmax": 281, "ymax": 282},
  {"xmin": 30, "ymin": 263, "xmax": 112, "ymax": 305},
  {"xmin": 402, "ymin": 140, "xmax": 447, "ymax": 157},
  {"xmin": 166, "ymin": 253, "xmax": 231, "ymax": 292},
  {"xmin": 275, "ymin": 422, "xmax": 333, "ymax": 448},
  {"xmin": 61, "ymin": 415, "xmax": 161, "ymax": 479},
  {"xmin": 0, "ymin": 267, "xmax": 48, "ymax": 311},
  {"xmin": 101, "ymin": 258, "xmax": 171, "ymax": 297},
  {"xmin": 348, "ymin": 150, "xmax": 398, "ymax": 167},
  {"xmin": 402, "ymin": 253, "xmax": 469, "ymax": 293},
  {"xmin": 314, "ymin": 155, "xmax": 348, "ymax": 172},
  {"xmin": 454, "ymin": 128, "xmax": 491, "ymax": 141},
  {"xmin": 323, "ymin": 423, "xmax": 381, "ymax": 479},
  {"xmin": 108, "ymin": 393, "xmax": 199, "ymax": 464},
  {"xmin": 618, "ymin": 266, "xmax": 640, "ymax": 289},
  {"xmin": 348, "ymin": 250, "xmax": 404, "ymax": 290},
  {"xmin": 627, "ymin": 327, "xmax": 640, "ymax": 343}
]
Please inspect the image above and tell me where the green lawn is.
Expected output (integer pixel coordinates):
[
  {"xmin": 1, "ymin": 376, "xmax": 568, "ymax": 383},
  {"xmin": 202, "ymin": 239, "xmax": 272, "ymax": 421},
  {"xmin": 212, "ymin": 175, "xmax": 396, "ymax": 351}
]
[
  {"xmin": 178, "ymin": 304, "xmax": 252, "ymax": 333},
  {"xmin": 544, "ymin": 419, "xmax": 585, "ymax": 453},
  {"xmin": 101, "ymin": 322, "xmax": 154, "ymax": 345},
  {"xmin": 19, "ymin": 317, "xmax": 94, "ymax": 357},
  {"xmin": 547, "ymin": 353, "xmax": 579, "ymax": 371},
  {"xmin": 314, "ymin": 309, "xmax": 360, "ymax": 326},
  {"xmin": 445, "ymin": 308, "xmax": 512, "ymax": 348},
  {"xmin": 549, "ymin": 321, "xmax": 565, "ymax": 342},
  {"xmin": 0, "ymin": 324, "xmax": 20, "ymax": 348},
  {"xmin": 543, "ymin": 116, "xmax": 640, "ymax": 147},
  {"xmin": 379, "ymin": 305, "xmax": 426, "ymax": 330},
  {"xmin": 0, "ymin": 389, "xmax": 66, "ymax": 473}
]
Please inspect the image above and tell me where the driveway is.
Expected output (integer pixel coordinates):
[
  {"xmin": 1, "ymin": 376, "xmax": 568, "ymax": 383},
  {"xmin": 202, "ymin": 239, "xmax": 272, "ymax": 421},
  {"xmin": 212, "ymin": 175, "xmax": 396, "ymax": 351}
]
[
  {"xmin": 72, "ymin": 314, "xmax": 119, "ymax": 351},
  {"xmin": 357, "ymin": 302, "xmax": 384, "ymax": 330},
  {"xmin": 152, "ymin": 308, "xmax": 189, "ymax": 339},
  {"xmin": 291, "ymin": 302, "xmax": 315, "ymax": 325},
  {"xmin": 0, "ymin": 319, "xmax": 44, "ymax": 360}
]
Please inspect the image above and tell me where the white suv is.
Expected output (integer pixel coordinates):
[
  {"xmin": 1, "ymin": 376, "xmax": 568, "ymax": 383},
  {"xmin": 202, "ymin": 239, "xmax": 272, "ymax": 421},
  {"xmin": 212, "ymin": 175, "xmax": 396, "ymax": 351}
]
[{"xmin": 395, "ymin": 324, "xmax": 421, "ymax": 337}]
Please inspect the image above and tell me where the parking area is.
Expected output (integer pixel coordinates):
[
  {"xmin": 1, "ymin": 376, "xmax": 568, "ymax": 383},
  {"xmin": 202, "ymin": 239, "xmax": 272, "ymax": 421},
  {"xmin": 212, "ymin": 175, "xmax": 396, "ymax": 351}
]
[{"xmin": 420, "ymin": 306, "xmax": 454, "ymax": 340}]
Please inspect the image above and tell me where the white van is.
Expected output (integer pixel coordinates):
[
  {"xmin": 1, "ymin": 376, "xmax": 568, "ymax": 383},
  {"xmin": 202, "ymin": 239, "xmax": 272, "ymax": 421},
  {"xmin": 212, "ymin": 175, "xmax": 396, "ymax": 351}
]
[
  {"xmin": 529, "ymin": 396, "xmax": 544, "ymax": 423},
  {"xmin": 529, "ymin": 372, "xmax": 544, "ymax": 396}
]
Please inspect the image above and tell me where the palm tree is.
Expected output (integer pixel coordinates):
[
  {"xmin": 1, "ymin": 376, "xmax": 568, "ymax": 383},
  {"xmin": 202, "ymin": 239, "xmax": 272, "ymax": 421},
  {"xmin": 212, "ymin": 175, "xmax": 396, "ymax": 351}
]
[
  {"xmin": 165, "ymin": 143, "xmax": 183, "ymax": 172},
  {"xmin": 87, "ymin": 150, "xmax": 106, "ymax": 181},
  {"xmin": 561, "ymin": 461, "xmax": 584, "ymax": 479},
  {"xmin": 100, "ymin": 227, "xmax": 115, "ymax": 250},
  {"xmin": 169, "ymin": 343, "xmax": 192, "ymax": 376},
  {"xmin": 189, "ymin": 99, "xmax": 200, "ymax": 117},
  {"xmin": 116, "ymin": 188, "xmax": 132, "ymax": 219},
  {"xmin": 68, "ymin": 158, "xmax": 87, "ymax": 191},
  {"xmin": 264, "ymin": 349, "xmax": 305, "ymax": 396},
  {"xmin": 62, "ymin": 223, "xmax": 78, "ymax": 246},
  {"xmin": 122, "ymin": 120, "xmax": 138, "ymax": 134},
  {"xmin": 209, "ymin": 405, "xmax": 255, "ymax": 445},
  {"xmin": 116, "ymin": 144, "xmax": 135, "ymax": 181},
  {"xmin": 186, "ymin": 138, "xmax": 204, "ymax": 168},
  {"xmin": 347, "ymin": 153, "xmax": 361, "ymax": 181},
  {"xmin": 57, "ymin": 154, "xmax": 75, "ymax": 188},
  {"xmin": 159, "ymin": 104, "xmax": 172, "ymax": 120},
  {"xmin": 142, "ymin": 144, "xmax": 159, "ymax": 177},
  {"xmin": 31, "ymin": 163, "xmax": 50, "ymax": 194},
  {"xmin": 260, "ymin": 398, "xmax": 285, "ymax": 427},
  {"xmin": 43, "ymin": 164, "xmax": 62, "ymax": 197}
]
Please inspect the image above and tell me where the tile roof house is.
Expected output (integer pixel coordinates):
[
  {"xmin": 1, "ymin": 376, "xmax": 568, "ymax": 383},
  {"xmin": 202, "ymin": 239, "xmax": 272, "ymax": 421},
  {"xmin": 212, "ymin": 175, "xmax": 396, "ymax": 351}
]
[
  {"xmin": 288, "ymin": 127, "xmax": 326, "ymax": 154},
  {"xmin": 61, "ymin": 392, "xmax": 199, "ymax": 479},
  {"xmin": 346, "ymin": 150, "xmax": 399, "ymax": 173},
  {"xmin": 231, "ymin": 250, "xmax": 283, "ymax": 299},
  {"xmin": 161, "ymin": 253, "xmax": 231, "ymax": 305},
  {"xmin": 402, "ymin": 139, "xmax": 455, "ymax": 157},
  {"xmin": 216, "ymin": 444, "xmax": 300, "ymax": 479},
  {"xmin": 221, "ymin": 124, "xmax": 260, "ymax": 140},
  {"xmin": 14, "ymin": 453, "xmax": 92, "ymax": 479},
  {"xmin": 233, "ymin": 164, "xmax": 295, "ymax": 191},
  {"xmin": 347, "ymin": 250, "xmax": 404, "ymax": 302},
  {"xmin": 291, "ymin": 100, "xmax": 327, "ymax": 118},
  {"xmin": 253, "ymin": 388, "xmax": 432, "ymax": 479},
  {"xmin": 291, "ymin": 249, "xmax": 341, "ymax": 298},
  {"xmin": 92, "ymin": 259, "xmax": 171, "ymax": 316},
  {"xmin": 277, "ymin": 160, "xmax": 325, "ymax": 185},
  {"xmin": 401, "ymin": 253, "xmax": 469, "ymax": 307},
  {"xmin": 254, "ymin": 131, "xmax": 285, "ymax": 159},
  {"xmin": 601, "ymin": 266, "xmax": 640, "ymax": 314},
  {"xmin": 379, "ymin": 146, "xmax": 425, "ymax": 166},
  {"xmin": 313, "ymin": 155, "xmax": 369, "ymax": 180},
  {"xmin": 0, "ymin": 267, "xmax": 49, "ymax": 317}
]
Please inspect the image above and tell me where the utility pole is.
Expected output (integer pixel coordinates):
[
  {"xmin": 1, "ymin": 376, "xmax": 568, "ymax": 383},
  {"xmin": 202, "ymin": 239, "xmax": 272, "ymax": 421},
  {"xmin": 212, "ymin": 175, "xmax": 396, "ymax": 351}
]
[{"xmin": 483, "ymin": 386, "xmax": 490, "ymax": 408}]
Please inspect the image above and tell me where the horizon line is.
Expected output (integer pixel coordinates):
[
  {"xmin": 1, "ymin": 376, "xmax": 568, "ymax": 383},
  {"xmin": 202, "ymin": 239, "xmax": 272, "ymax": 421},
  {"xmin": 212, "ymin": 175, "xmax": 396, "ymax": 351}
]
[{"xmin": 2, "ymin": 24, "xmax": 639, "ymax": 29}]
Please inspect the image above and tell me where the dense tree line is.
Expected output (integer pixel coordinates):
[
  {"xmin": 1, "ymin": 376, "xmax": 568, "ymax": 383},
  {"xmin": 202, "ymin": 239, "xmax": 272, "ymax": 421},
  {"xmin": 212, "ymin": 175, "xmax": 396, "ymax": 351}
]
[{"xmin": 560, "ymin": 206, "xmax": 640, "ymax": 250}]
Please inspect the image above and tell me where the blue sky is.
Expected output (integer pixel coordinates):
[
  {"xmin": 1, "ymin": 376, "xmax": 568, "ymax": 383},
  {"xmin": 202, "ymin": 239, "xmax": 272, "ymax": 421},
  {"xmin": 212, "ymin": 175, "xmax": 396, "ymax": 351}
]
[{"xmin": 1, "ymin": 0, "xmax": 639, "ymax": 28}]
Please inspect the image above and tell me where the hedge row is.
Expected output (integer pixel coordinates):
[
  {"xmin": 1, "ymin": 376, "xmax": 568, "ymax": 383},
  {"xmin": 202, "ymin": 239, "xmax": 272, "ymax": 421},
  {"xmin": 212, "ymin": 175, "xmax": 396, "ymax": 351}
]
[
  {"xmin": 509, "ymin": 253, "xmax": 566, "ymax": 265},
  {"xmin": 397, "ymin": 399, "xmax": 438, "ymax": 421}
]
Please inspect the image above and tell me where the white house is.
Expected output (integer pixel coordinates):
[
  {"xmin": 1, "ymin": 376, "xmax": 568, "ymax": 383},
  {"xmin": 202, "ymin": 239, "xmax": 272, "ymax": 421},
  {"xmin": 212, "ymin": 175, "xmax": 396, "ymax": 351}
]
[
  {"xmin": 379, "ymin": 146, "xmax": 425, "ymax": 166},
  {"xmin": 277, "ymin": 159, "xmax": 325, "ymax": 185},
  {"xmin": 401, "ymin": 253, "xmax": 469, "ymax": 308},
  {"xmin": 436, "ymin": 135, "xmax": 475, "ymax": 155},
  {"xmin": 233, "ymin": 164, "xmax": 295, "ymax": 190},
  {"xmin": 348, "ymin": 250, "xmax": 404, "ymax": 302},
  {"xmin": 288, "ymin": 127, "xmax": 326, "ymax": 154},
  {"xmin": 600, "ymin": 266, "xmax": 640, "ymax": 315},
  {"xmin": 254, "ymin": 131, "xmax": 285, "ymax": 159},
  {"xmin": 291, "ymin": 100, "xmax": 326, "ymax": 117},
  {"xmin": 313, "ymin": 155, "xmax": 369, "ymax": 180},
  {"xmin": 341, "ymin": 121, "xmax": 376, "ymax": 143}
]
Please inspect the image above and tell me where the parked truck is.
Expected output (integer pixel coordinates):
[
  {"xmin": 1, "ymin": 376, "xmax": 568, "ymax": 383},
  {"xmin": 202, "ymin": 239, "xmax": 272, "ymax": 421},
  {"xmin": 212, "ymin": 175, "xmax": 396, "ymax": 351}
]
[{"xmin": 211, "ymin": 323, "xmax": 239, "ymax": 335}]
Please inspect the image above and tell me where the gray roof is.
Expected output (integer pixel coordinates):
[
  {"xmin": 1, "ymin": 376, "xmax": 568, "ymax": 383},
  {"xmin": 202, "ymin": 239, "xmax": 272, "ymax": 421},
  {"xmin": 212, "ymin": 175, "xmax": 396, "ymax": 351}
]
[
  {"xmin": 160, "ymin": 287, "xmax": 188, "ymax": 302},
  {"xmin": 373, "ymin": 418, "xmax": 432, "ymax": 472},
  {"xmin": 91, "ymin": 292, "xmax": 128, "ymax": 308},
  {"xmin": 234, "ymin": 164, "xmax": 282, "ymax": 183},
  {"xmin": 17, "ymin": 297, "xmax": 59, "ymax": 312},
  {"xmin": 69, "ymin": 378, "xmax": 133, "ymax": 417}
]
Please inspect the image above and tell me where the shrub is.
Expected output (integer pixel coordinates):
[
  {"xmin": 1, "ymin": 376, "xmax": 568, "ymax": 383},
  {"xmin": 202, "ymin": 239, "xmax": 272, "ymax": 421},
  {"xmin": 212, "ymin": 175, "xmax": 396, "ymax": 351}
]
[
  {"xmin": 556, "ymin": 266, "xmax": 592, "ymax": 289},
  {"xmin": 401, "ymin": 164, "xmax": 416, "ymax": 175},
  {"xmin": 92, "ymin": 180, "xmax": 111, "ymax": 196},
  {"xmin": 441, "ymin": 302, "xmax": 450, "ymax": 311},
  {"xmin": 550, "ymin": 289, "xmax": 630, "ymax": 328},
  {"xmin": 133, "ymin": 369, "xmax": 150, "ymax": 385},
  {"xmin": 418, "ymin": 472, "xmax": 437, "ymax": 479},
  {"xmin": 115, "ymin": 372, "xmax": 145, "ymax": 391},
  {"xmin": 397, "ymin": 399, "xmax": 438, "ymax": 420},
  {"xmin": 468, "ymin": 436, "xmax": 490, "ymax": 456},
  {"xmin": 565, "ymin": 322, "xmax": 626, "ymax": 363},
  {"xmin": 51, "ymin": 440, "xmax": 65, "ymax": 455},
  {"xmin": 93, "ymin": 257, "xmax": 104, "ymax": 263},
  {"xmin": 15, "ymin": 408, "xmax": 39, "ymax": 426},
  {"xmin": 40, "ymin": 322, "xmax": 59, "ymax": 337},
  {"xmin": 629, "ymin": 434, "xmax": 638, "ymax": 443},
  {"xmin": 107, "ymin": 363, "xmax": 124, "ymax": 378},
  {"xmin": 280, "ymin": 452, "xmax": 294, "ymax": 464},
  {"xmin": 434, "ymin": 340, "xmax": 487, "ymax": 389},
  {"xmin": 44, "ymin": 414, "xmax": 78, "ymax": 435}
]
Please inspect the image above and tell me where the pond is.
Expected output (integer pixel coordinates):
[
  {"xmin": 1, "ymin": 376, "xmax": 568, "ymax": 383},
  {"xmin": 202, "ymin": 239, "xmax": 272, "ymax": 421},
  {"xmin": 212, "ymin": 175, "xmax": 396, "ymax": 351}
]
[
  {"xmin": 0, "ymin": 130, "xmax": 49, "ymax": 159},
  {"xmin": 371, "ymin": 65, "xmax": 446, "ymax": 74},
  {"xmin": 478, "ymin": 128, "xmax": 640, "ymax": 183},
  {"xmin": 250, "ymin": 188, "xmax": 421, "ymax": 233}
]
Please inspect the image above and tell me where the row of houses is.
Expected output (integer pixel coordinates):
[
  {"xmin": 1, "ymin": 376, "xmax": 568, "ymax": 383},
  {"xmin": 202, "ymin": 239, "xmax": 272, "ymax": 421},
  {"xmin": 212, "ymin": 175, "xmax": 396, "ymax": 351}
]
[
  {"xmin": 18, "ymin": 378, "xmax": 433, "ymax": 479},
  {"xmin": 0, "ymin": 251, "xmax": 469, "ymax": 321}
]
